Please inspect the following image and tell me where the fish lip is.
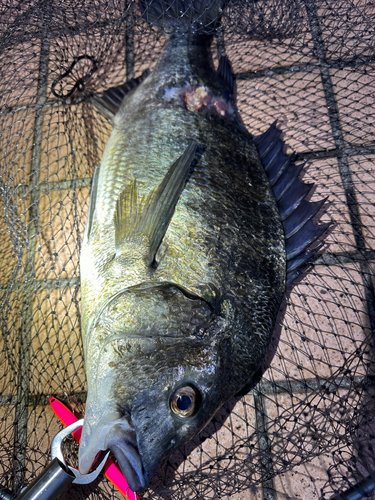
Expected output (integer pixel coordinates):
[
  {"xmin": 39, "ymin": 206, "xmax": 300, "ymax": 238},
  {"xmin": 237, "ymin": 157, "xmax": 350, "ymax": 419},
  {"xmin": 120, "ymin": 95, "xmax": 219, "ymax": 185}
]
[
  {"xmin": 105, "ymin": 421, "xmax": 147, "ymax": 493},
  {"xmin": 79, "ymin": 414, "xmax": 147, "ymax": 493},
  {"xmin": 108, "ymin": 438, "xmax": 147, "ymax": 493}
]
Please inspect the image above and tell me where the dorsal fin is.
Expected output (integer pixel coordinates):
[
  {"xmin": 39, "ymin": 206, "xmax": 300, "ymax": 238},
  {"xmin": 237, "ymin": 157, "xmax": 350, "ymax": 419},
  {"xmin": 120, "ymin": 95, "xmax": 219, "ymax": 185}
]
[
  {"xmin": 114, "ymin": 141, "xmax": 197, "ymax": 265},
  {"xmin": 255, "ymin": 123, "xmax": 330, "ymax": 284},
  {"xmin": 83, "ymin": 164, "xmax": 100, "ymax": 244},
  {"xmin": 92, "ymin": 69, "xmax": 151, "ymax": 120}
]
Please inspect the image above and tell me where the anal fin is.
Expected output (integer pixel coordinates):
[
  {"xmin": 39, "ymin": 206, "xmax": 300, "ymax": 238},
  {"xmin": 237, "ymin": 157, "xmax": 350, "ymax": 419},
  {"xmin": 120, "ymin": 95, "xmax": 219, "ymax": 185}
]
[
  {"xmin": 114, "ymin": 141, "xmax": 197, "ymax": 265},
  {"xmin": 83, "ymin": 165, "xmax": 100, "ymax": 244},
  {"xmin": 92, "ymin": 69, "xmax": 151, "ymax": 120},
  {"xmin": 217, "ymin": 55, "xmax": 234, "ymax": 97},
  {"xmin": 255, "ymin": 123, "xmax": 329, "ymax": 284}
]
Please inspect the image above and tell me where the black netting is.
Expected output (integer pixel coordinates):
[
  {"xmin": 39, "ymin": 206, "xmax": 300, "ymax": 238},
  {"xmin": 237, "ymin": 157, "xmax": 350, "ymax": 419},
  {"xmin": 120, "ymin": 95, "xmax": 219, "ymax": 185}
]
[{"xmin": 0, "ymin": 1, "xmax": 375, "ymax": 499}]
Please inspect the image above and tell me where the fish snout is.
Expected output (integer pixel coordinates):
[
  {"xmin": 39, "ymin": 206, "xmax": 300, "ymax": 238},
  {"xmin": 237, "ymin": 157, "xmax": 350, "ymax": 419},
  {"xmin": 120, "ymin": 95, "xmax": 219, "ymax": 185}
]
[{"xmin": 79, "ymin": 414, "xmax": 147, "ymax": 493}]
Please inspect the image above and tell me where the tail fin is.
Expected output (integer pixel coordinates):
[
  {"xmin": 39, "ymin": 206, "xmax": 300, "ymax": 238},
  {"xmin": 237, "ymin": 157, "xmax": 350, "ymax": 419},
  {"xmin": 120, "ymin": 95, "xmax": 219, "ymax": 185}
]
[{"xmin": 140, "ymin": 0, "xmax": 228, "ymax": 34}]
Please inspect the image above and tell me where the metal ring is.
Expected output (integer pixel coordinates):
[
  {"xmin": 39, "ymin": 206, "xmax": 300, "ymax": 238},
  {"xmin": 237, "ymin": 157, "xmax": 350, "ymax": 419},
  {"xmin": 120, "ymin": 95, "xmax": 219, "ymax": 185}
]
[{"xmin": 51, "ymin": 419, "xmax": 110, "ymax": 485}]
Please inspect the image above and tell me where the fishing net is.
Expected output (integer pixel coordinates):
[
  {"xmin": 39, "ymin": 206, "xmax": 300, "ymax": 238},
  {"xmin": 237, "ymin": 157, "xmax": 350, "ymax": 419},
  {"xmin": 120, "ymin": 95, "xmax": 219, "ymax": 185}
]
[{"xmin": 0, "ymin": 0, "xmax": 374, "ymax": 499}]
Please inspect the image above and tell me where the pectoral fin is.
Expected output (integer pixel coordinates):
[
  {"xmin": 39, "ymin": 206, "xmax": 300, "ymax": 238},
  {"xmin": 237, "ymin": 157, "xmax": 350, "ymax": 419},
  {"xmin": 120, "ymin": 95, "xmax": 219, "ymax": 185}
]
[
  {"xmin": 114, "ymin": 141, "xmax": 197, "ymax": 265},
  {"xmin": 92, "ymin": 69, "xmax": 151, "ymax": 120}
]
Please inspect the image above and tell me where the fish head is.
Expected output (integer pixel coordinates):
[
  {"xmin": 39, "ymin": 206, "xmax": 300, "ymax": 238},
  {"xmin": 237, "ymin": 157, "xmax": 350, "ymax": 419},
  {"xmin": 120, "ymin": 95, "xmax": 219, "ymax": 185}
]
[{"xmin": 79, "ymin": 283, "xmax": 235, "ymax": 493}]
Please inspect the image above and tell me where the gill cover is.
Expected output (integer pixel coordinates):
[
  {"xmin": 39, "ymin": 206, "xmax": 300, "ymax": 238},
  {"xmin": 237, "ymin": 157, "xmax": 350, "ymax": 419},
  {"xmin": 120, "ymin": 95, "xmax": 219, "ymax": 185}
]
[{"xmin": 79, "ymin": 283, "xmax": 226, "ymax": 492}]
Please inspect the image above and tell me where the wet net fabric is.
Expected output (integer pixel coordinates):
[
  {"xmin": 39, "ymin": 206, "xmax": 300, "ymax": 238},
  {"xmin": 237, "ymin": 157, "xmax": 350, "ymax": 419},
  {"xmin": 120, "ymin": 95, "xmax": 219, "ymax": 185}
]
[{"xmin": 0, "ymin": 1, "xmax": 375, "ymax": 499}]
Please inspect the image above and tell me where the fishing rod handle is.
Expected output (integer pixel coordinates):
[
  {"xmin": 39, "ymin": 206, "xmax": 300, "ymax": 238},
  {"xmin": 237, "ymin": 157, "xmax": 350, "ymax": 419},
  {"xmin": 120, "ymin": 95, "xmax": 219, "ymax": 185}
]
[{"xmin": 16, "ymin": 457, "xmax": 75, "ymax": 500}]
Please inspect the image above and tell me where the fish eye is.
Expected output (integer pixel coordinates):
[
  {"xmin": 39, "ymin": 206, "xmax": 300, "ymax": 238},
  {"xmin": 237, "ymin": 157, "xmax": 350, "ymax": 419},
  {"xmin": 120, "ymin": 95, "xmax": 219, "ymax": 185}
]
[{"xmin": 170, "ymin": 385, "xmax": 200, "ymax": 418}]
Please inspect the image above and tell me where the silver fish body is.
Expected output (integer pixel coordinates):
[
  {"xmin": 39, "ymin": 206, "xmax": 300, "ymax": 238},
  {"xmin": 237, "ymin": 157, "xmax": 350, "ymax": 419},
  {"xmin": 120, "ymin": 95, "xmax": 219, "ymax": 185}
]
[{"xmin": 78, "ymin": 23, "xmax": 286, "ymax": 492}]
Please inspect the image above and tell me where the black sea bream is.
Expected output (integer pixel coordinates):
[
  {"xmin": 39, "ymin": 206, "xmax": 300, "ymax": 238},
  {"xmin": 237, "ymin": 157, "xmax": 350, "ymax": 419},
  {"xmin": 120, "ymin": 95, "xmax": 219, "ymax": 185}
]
[{"xmin": 78, "ymin": 0, "xmax": 328, "ymax": 492}]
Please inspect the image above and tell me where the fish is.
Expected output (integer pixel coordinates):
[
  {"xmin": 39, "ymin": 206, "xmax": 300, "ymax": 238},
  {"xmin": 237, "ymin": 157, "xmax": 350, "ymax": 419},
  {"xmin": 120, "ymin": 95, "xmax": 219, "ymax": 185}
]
[{"xmin": 78, "ymin": 0, "xmax": 328, "ymax": 493}]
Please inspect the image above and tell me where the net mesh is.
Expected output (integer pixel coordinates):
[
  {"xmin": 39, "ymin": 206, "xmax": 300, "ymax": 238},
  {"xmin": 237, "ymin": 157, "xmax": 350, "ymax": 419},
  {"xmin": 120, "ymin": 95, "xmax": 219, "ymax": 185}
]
[{"xmin": 0, "ymin": 1, "xmax": 374, "ymax": 499}]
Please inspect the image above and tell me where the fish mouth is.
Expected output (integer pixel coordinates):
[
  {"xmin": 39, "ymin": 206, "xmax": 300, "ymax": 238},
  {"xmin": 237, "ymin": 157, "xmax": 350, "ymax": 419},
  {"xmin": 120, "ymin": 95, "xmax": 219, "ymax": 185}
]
[{"xmin": 79, "ymin": 414, "xmax": 147, "ymax": 493}]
